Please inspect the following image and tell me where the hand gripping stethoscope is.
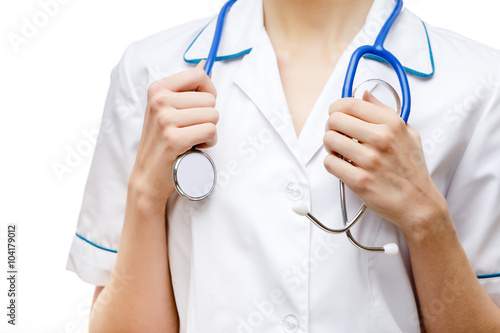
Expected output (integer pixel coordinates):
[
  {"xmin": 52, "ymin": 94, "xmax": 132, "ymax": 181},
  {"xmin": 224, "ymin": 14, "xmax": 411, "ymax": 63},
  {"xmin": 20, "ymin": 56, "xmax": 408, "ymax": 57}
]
[
  {"xmin": 172, "ymin": 0, "xmax": 238, "ymax": 201},
  {"xmin": 172, "ymin": 0, "xmax": 411, "ymax": 256},
  {"xmin": 293, "ymin": 0, "xmax": 411, "ymax": 256}
]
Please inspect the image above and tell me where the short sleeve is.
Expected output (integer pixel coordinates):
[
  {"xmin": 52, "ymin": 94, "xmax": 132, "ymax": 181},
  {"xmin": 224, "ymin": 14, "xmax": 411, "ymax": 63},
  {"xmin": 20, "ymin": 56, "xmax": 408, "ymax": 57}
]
[
  {"xmin": 445, "ymin": 69, "xmax": 500, "ymax": 306},
  {"xmin": 66, "ymin": 42, "xmax": 146, "ymax": 286}
]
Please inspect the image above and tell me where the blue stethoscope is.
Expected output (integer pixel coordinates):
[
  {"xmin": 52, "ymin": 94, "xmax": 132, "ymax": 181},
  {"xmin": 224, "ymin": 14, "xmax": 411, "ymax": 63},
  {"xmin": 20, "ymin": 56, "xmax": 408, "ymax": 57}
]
[{"xmin": 172, "ymin": 0, "xmax": 410, "ymax": 256}]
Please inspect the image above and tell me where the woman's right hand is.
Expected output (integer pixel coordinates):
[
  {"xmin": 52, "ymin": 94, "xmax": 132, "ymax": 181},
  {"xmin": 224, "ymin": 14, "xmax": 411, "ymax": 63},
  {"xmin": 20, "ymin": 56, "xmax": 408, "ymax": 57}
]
[{"xmin": 129, "ymin": 61, "xmax": 219, "ymax": 206}]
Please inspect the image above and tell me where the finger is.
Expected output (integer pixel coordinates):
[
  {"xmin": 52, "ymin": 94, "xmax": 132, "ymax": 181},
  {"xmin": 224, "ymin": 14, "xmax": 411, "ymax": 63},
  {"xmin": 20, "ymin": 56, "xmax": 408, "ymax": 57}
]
[
  {"xmin": 323, "ymin": 130, "xmax": 373, "ymax": 168},
  {"xmin": 195, "ymin": 59, "xmax": 205, "ymax": 70},
  {"xmin": 154, "ymin": 60, "xmax": 217, "ymax": 96},
  {"xmin": 362, "ymin": 91, "xmax": 388, "ymax": 108},
  {"xmin": 324, "ymin": 153, "xmax": 363, "ymax": 185},
  {"xmin": 197, "ymin": 133, "xmax": 218, "ymax": 149},
  {"xmin": 329, "ymin": 97, "xmax": 397, "ymax": 125},
  {"xmin": 170, "ymin": 107, "xmax": 219, "ymax": 127},
  {"xmin": 326, "ymin": 111, "xmax": 375, "ymax": 143},
  {"xmin": 168, "ymin": 91, "xmax": 216, "ymax": 109},
  {"xmin": 180, "ymin": 123, "xmax": 218, "ymax": 148}
]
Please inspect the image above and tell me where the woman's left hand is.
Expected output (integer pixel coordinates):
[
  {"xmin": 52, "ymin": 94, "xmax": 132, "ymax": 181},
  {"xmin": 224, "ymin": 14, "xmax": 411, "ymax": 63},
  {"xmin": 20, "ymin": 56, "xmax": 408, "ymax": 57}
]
[{"xmin": 323, "ymin": 93, "xmax": 448, "ymax": 237}]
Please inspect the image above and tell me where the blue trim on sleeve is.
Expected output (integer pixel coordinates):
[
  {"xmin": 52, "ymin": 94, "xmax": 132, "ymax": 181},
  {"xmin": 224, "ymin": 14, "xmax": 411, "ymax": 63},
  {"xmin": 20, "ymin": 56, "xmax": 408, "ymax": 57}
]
[
  {"xmin": 75, "ymin": 228, "xmax": 499, "ymax": 278},
  {"xmin": 363, "ymin": 20, "xmax": 435, "ymax": 78},
  {"xmin": 477, "ymin": 273, "xmax": 500, "ymax": 279},
  {"xmin": 76, "ymin": 233, "xmax": 118, "ymax": 253}
]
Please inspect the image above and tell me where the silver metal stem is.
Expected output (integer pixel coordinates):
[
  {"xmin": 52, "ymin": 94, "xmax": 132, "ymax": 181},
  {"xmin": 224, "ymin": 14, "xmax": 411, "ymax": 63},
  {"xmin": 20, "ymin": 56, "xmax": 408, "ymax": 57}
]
[
  {"xmin": 340, "ymin": 179, "xmax": 366, "ymax": 227},
  {"xmin": 305, "ymin": 212, "xmax": 358, "ymax": 234},
  {"xmin": 346, "ymin": 230, "xmax": 385, "ymax": 253},
  {"xmin": 340, "ymin": 179, "xmax": 385, "ymax": 253}
]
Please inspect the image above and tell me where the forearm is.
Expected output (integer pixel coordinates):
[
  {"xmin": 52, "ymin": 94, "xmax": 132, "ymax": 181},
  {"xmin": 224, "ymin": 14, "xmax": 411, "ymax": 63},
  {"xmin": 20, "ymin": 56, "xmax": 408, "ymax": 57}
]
[
  {"xmin": 89, "ymin": 182, "xmax": 179, "ymax": 333},
  {"xmin": 405, "ymin": 207, "xmax": 500, "ymax": 332}
]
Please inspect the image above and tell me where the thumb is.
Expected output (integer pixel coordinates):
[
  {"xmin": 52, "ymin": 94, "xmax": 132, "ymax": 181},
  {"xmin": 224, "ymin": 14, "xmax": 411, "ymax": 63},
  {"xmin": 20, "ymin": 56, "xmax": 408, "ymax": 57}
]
[
  {"xmin": 362, "ymin": 90, "xmax": 387, "ymax": 108},
  {"xmin": 196, "ymin": 60, "xmax": 206, "ymax": 70},
  {"xmin": 196, "ymin": 60, "xmax": 211, "ymax": 78}
]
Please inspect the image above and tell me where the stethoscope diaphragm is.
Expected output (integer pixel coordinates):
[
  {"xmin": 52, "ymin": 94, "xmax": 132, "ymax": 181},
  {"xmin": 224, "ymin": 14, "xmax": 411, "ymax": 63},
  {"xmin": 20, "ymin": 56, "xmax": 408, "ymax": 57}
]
[{"xmin": 172, "ymin": 149, "xmax": 217, "ymax": 201}]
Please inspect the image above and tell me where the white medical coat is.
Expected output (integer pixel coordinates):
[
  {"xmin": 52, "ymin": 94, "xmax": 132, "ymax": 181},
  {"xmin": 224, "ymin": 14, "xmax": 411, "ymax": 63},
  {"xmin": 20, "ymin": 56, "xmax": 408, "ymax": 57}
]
[{"xmin": 67, "ymin": 0, "xmax": 500, "ymax": 331}]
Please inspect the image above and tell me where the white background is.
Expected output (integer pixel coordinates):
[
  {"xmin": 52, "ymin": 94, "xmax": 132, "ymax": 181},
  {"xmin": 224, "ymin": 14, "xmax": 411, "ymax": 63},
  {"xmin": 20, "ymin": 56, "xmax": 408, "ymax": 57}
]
[{"xmin": 0, "ymin": 0, "xmax": 499, "ymax": 332}]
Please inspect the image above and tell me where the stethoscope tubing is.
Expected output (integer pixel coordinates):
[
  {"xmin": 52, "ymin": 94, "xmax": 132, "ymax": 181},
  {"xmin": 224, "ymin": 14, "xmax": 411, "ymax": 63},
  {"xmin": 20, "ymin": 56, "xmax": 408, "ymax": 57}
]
[
  {"xmin": 204, "ymin": 0, "xmax": 238, "ymax": 76},
  {"xmin": 300, "ymin": 0, "xmax": 407, "ymax": 256}
]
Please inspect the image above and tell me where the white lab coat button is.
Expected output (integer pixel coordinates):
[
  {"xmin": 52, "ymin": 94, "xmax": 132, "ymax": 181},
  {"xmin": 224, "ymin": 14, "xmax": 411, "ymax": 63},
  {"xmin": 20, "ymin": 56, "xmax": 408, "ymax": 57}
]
[
  {"xmin": 282, "ymin": 182, "xmax": 305, "ymax": 201},
  {"xmin": 278, "ymin": 314, "xmax": 300, "ymax": 332}
]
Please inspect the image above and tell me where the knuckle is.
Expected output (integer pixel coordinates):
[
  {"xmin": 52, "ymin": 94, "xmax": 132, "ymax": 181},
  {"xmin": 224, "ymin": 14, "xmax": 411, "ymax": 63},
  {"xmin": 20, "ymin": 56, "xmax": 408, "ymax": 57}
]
[
  {"xmin": 207, "ymin": 108, "xmax": 219, "ymax": 124},
  {"xmin": 206, "ymin": 133, "xmax": 218, "ymax": 148},
  {"xmin": 330, "ymin": 98, "xmax": 354, "ymax": 115},
  {"xmin": 206, "ymin": 123, "xmax": 217, "ymax": 137},
  {"xmin": 364, "ymin": 151, "xmax": 381, "ymax": 168},
  {"xmin": 327, "ymin": 112, "xmax": 342, "ymax": 130},
  {"xmin": 343, "ymin": 97, "xmax": 359, "ymax": 111},
  {"xmin": 371, "ymin": 130, "xmax": 390, "ymax": 149},
  {"xmin": 162, "ymin": 128, "xmax": 180, "ymax": 148},
  {"xmin": 387, "ymin": 116, "xmax": 406, "ymax": 133},
  {"xmin": 213, "ymin": 109, "xmax": 220, "ymax": 124},
  {"xmin": 155, "ymin": 95, "xmax": 168, "ymax": 108},
  {"xmin": 157, "ymin": 112, "xmax": 172, "ymax": 128},
  {"xmin": 323, "ymin": 130, "xmax": 335, "ymax": 148},
  {"xmin": 206, "ymin": 93, "xmax": 216, "ymax": 107},
  {"xmin": 351, "ymin": 172, "xmax": 370, "ymax": 193},
  {"xmin": 147, "ymin": 81, "xmax": 161, "ymax": 99},
  {"xmin": 149, "ymin": 93, "xmax": 170, "ymax": 111},
  {"xmin": 328, "ymin": 101, "xmax": 338, "ymax": 115},
  {"xmin": 323, "ymin": 154, "xmax": 335, "ymax": 172}
]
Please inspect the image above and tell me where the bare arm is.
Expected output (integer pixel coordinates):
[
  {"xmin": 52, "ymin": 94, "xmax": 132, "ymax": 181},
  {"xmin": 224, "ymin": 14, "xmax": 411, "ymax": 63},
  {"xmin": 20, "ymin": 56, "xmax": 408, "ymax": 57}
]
[
  {"xmin": 405, "ymin": 209, "xmax": 500, "ymax": 332},
  {"xmin": 88, "ymin": 61, "xmax": 218, "ymax": 332},
  {"xmin": 88, "ymin": 186, "xmax": 178, "ymax": 333},
  {"xmin": 323, "ymin": 95, "xmax": 500, "ymax": 332}
]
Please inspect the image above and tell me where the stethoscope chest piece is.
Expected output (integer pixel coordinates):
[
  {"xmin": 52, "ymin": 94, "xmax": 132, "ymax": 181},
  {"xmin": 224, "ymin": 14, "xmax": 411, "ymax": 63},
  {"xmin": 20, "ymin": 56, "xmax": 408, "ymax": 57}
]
[{"xmin": 172, "ymin": 149, "xmax": 217, "ymax": 201}]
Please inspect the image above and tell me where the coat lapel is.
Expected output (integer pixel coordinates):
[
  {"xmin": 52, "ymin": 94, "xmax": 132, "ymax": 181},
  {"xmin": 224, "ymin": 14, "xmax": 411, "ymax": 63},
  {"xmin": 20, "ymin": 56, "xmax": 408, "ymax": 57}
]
[
  {"xmin": 183, "ymin": 0, "xmax": 436, "ymax": 167},
  {"xmin": 232, "ymin": 28, "xmax": 307, "ymax": 166},
  {"xmin": 295, "ymin": 0, "xmax": 436, "ymax": 165}
]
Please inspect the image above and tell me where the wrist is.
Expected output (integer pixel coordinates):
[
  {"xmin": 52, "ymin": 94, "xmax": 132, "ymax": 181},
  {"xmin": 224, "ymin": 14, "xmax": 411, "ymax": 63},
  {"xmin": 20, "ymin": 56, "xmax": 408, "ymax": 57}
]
[
  {"xmin": 127, "ymin": 171, "xmax": 175, "ymax": 213},
  {"xmin": 402, "ymin": 195, "xmax": 455, "ymax": 246}
]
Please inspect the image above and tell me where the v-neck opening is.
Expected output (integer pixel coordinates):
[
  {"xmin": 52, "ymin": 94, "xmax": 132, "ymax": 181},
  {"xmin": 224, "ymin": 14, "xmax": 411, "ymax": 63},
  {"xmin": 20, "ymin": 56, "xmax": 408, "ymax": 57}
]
[{"xmin": 260, "ymin": 26, "xmax": 358, "ymax": 165}]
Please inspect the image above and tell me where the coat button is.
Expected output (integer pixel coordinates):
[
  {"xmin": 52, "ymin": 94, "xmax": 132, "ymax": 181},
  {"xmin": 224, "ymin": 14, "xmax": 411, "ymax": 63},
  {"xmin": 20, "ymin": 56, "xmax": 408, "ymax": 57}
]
[
  {"xmin": 279, "ymin": 314, "xmax": 300, "ymax": 332},
  {"xmin": 284, "ymin": 182, "xmax": 304, "ymax": 201}
]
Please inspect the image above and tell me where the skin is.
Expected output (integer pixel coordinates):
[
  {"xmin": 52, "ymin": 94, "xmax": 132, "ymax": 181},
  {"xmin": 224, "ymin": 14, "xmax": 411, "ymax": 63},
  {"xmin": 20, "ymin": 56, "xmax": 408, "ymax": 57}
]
[
  {"xmin": 89, "ymin": 61, "xmax": 217, "ymax": 332},
  {"xmin": 264, "ymin": 0, "xmax": 372, "ymax": 136},
  {"xmin": 89, "ymin": 0, "xmax": 500, "ymax": 332},
  {"xmin": 324, "ymin": 94, "xmax": 500, "ymax": 332}
]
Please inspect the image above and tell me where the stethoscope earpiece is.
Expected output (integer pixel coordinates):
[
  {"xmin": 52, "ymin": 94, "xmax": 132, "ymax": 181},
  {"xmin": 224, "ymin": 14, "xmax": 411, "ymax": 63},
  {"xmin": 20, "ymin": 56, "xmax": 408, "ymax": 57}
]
[
  {"xmin": 383, "ymin": 243, "xmax": 399, "ymax": 256},
  {"xmin": 292, "ymin": 201, "xmax": 309, "ymax": 216}
]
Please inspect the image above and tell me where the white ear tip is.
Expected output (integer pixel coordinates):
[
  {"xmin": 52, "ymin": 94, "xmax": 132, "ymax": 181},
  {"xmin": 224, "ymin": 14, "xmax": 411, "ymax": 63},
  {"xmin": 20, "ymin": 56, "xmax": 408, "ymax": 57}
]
[
  {"xmin": 292, "ymin": 201, "xmax": 309, "ymax": 216},
  {"xmin": 383, "ymin": 243, "xmax": 399, "ymax": 256}
]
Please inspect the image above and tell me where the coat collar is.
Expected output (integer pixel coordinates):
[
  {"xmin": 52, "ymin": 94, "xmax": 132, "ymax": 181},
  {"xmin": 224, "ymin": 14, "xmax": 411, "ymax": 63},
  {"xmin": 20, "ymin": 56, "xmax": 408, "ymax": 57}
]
[
  {"xmin": 183, "ymin": 0, "xmax": 262, "ymax": 64},
  {"xmin": 183, "ymin": 0, "xmax": 435, "ymax": 78},
  {"xmin": 184, "ymin": 0, "xmax": 435, "ymax": 167}
]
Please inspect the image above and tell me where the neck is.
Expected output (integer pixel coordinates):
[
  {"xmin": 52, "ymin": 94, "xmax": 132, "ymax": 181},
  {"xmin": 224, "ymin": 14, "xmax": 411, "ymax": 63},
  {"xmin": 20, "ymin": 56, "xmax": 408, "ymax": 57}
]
[{"xmin": 263, "ymin": 0, "xmax": 374, "ymax": 54}]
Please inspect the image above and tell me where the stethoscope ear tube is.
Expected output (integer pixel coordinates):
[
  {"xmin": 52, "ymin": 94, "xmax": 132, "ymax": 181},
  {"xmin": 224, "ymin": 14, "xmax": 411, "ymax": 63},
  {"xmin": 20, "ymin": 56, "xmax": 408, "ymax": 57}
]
[
  {"xmin": 293, "ymin": 0, "xmax": 407, "ymax": 256},
  {"xmin": 293, "ymin": 197, "xmax": 400, "ymax": 256},
  {"xmin": 173, "ymin": 0, "xmax": 238, "ymax": 201}
]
